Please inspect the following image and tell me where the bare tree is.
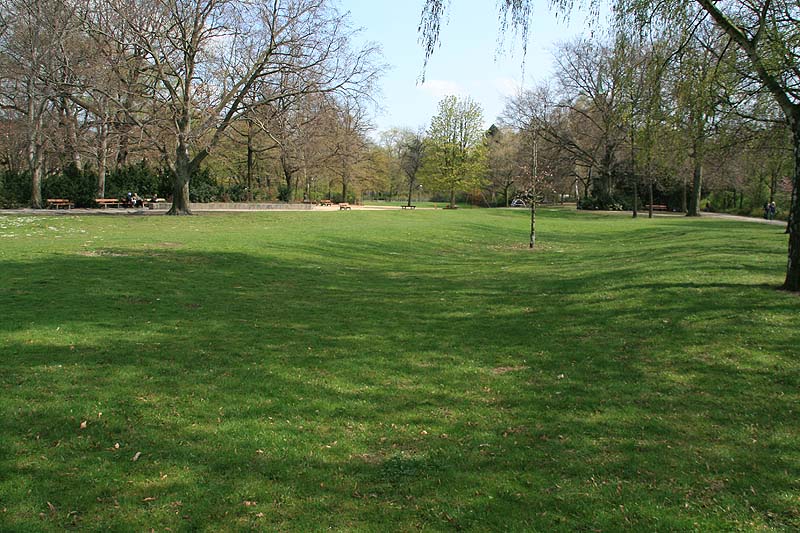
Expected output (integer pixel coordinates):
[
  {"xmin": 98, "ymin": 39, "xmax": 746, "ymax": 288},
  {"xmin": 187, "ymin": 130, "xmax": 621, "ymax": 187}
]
[
  {"xmin": 0, "ymin": 0, "xmax": 73, "ymax": 207},
  {"xmin": 83, "ymin": 0, "xmax": 379, "ymax": 214}
]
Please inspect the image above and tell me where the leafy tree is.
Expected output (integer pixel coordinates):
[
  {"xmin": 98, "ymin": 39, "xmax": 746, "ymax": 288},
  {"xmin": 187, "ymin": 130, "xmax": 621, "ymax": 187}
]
[{"xmin": 421, "ymin": 95, "xmax": 487, "ymax": 208}]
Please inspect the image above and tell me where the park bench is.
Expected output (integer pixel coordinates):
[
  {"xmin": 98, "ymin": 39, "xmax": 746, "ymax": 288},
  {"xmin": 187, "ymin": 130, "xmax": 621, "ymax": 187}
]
[
  {"xmin": 320, "ymin": 199, "xmax": 333, "ymax": 206},
  {"xmin": 47, "ymin": 198, "xmax": 73, "ymax": 209},
  {"xmin": 645, "ymin": 204, "xmax": 669, "ymax": 211},
  {"xmin": 339, "ymin": 203, "xmax": 351, "ymax": 210},
  {"xmin": 401, "ymin": 205, "xmax": 416, "ymax": 210},
  {"xmin": 145, "ymin": 198, "xmax": 166, "ymax": 209},
  {"xmin": 95, "ymin": 198, "xmax": 122, "ymax": 208}
]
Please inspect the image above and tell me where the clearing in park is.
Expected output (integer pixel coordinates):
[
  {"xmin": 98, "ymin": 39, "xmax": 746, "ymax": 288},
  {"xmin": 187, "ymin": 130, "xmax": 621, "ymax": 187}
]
[{"xmin": 0, "ymin": 208, "xmax": 797, "ymax": 530}]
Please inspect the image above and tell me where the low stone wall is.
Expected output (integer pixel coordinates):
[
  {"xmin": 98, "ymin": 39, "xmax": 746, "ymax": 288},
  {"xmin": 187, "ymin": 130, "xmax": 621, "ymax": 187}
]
[{"xmin": 148, "ymin": 202, "xmax": 314, "ymax": 211}]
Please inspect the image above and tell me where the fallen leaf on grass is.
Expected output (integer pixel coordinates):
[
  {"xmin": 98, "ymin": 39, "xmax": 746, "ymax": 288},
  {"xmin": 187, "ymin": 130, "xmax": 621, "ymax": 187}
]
[
  {"xmin": 132, "ymin": 452, "xmax": 141, "ymax": 462},
  {"xmin": 142, "ymin": 497, "xmax": 157, "ymax": 502},
  {"xmin": 79, "ymin": 421, "xmax": 87, "ymax": 429},
  {"xmin": 243, "ymin": 500, "xmax": 257, "ymax": 507},
  {"xmin": 47, "ymin": 502, "xmax": 57, "ymax": 516}
]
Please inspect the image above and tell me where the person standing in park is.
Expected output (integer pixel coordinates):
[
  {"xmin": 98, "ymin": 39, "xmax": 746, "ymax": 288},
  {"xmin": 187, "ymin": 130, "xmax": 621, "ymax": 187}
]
[{"xmin": 769, "ymin": 202, "xmax": 777, "ymax": 220}]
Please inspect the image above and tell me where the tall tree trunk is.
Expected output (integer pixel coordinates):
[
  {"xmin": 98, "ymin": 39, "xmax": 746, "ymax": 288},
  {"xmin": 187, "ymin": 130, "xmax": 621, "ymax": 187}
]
[
  {"xmin": 246, "ymin": 126, "xmax": 254, "ymax": 201},
  {"xmin": 529, "ymin": 200, "xmax": 536, "ymax": 249},
  {"xmin": 681, "ymin": 177, "xmax": 688, "ymax": 213},
  {"xmin": 281, "ymin": 154, "xmax": 294, "ymax": 198},
  {"xmin": 167, "ymin": 137, "xmax": 193, "ymax": 215},
  {"xmin": 28, "ymin": 138, "xmax": 43, "ymax": 209},
  {"xmin": 449, "ymin": 187, "xmax": 456, "ymax": 208},
  {"xmin": 407, "ymin": 178, "xmax": 415, "ymax": 207},
  {"xmin": 97, "ymin": 119, "xmax": 108, "ymax": 198},
  {"xmin": 770, "ymin": 173, "xmax": 777, "ymax": 204},
  {"xmin": 116, "ymin": 123, "xmax": 129, "ymax": 168},
  {"xmin": 631, "ymin": 127, "xmax": 637, "ymax": 218},
  {"xmin": 341, "ymin": 164, "xmax": 349, "ymax": 202},
  {"xmin": 687, "ymin": 151, "xmax": 702, "ymax": 216},
  {"xmin": 648, "ymin": 180, "xmax": 654, "ymax": 219},
  {"xmin": 782, "ymin": 124, "xmax": 800, "ymax": 290},
  {"xmin": 61, "ymin": 97, "xmax": 82, "ymax": 170},
  {"xmin": 27, "ymin": 87, "xmax": 44, "ymax": 209}
]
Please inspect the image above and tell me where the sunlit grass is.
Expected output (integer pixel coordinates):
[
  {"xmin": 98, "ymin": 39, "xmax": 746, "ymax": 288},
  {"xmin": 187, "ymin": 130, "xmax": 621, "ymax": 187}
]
[{"xmin": 0, "ymin": 208, "xmax": 797, "ymax": 530}]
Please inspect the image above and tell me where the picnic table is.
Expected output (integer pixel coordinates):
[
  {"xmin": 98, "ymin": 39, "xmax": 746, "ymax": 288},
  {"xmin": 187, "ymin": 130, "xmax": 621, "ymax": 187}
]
[
  {"xmin": 645, "ymin": 204, "xmax": 669, "ymax": 211},
  {"xmin": 320, "ymin": 199, "xmax": 333, "ymax": 206},
  {"xmin": 401, "ymin": 205, "xmax": 416, "ymax": 210},
  {"xmin": 339, "ymin": 203, "xmax": 351, "ymax": 210}
]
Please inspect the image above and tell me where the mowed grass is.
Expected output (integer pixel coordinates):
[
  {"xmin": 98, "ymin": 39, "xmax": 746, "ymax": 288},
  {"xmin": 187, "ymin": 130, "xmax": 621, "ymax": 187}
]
[{"xmin": 0, "ymin": 208, "xmax": 798, "ymax": 531}]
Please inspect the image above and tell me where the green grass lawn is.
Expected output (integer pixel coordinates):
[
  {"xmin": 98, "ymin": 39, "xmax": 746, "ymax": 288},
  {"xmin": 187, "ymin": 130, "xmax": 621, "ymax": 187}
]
[{"xmin": 0, "ymin": 208, "xmax": 798, "ymax": 531}]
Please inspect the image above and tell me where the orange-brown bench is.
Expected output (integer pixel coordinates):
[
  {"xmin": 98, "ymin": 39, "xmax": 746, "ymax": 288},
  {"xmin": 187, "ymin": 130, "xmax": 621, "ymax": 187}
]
[
  {"xmin": 96, "ymin": 198, "xmax": 122, "ymax": 208},
  {"xmin": 47, "ymin": 199, "xmax": 73, "ymax": 209}
]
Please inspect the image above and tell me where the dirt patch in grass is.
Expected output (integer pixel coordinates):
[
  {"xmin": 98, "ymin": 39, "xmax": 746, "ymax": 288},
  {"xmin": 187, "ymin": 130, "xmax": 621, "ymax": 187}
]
[
  {"xmin": 491, "ymin": 365, "xmax": 528, "ymax": 374},
  {"xmin": 77, "ymin": 249, "xmax": 129, "ymax": 257}
]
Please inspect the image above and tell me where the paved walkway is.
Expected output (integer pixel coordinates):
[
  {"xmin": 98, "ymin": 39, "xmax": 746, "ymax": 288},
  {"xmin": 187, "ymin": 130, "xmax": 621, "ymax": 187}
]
[
  {"xmin": 696, "ymin": 212, "xmax": 787, "ymax": 227},
  {"xmin": 0, "ymin": 203, "xmax": 434, "ymax": 216}
]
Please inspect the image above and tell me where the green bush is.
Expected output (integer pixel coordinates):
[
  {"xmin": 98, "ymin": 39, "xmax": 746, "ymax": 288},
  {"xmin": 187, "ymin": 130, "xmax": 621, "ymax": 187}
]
[
  {"xmin": 43, "ymin": 164, "xmax": 97, "ymax": 208},
  {"xmin": 106, "ymin": 161, "xmax": 170, "ymax": 199},
  {"xmin": 189, "ymin": 167, "xmax": 223, "ymax": 203},
  {"xmin": 277, "ymin": 184, "xmax": 292, "ymax": 202},
  {"xmin": 0, "ymin": 170, "xmax": 31, "ymax": 207},
  {"xmin": 225, "ymin": 183, "xmax": 249, "ymax": 202}
]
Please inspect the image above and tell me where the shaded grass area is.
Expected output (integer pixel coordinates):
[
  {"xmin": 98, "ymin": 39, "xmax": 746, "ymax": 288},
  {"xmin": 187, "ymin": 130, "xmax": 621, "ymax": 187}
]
[{"xmin": 0, "ymin": 209, "xmax": 798, "ymax": 531}]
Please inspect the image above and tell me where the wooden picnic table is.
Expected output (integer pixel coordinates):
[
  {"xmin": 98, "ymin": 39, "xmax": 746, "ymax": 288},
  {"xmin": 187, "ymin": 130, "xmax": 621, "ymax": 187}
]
[{"xmin": 339, "ymin": 202, "xmax": 351, "ymax": 210}]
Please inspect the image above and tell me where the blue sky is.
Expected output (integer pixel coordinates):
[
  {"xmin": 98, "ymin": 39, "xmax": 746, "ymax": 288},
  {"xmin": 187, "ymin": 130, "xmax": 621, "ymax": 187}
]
[{"xmin": 338, "ymin": 0, "xmax": 606, "ymax": 135}]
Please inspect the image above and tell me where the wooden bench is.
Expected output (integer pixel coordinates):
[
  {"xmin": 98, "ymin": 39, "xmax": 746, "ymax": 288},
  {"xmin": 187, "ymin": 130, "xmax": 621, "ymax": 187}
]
[
  {"xmin": 645, "ymin": 204, "xmax": 669, "ymax": 211},
  {"xmin": 339, "ymin": 203, "xmax": 351, "ymax": 210},
  {"xmin": 320, "ymin": 199, "xmax": 333, "ymax": 206},
  {"xmin": 47, "ymin": 199, "xmax": 73, "ymax": 209},
  {"xmin": 95, "ymin": 198, "xmax": 121, "ymax": 208},
  {"xmin": 401, "ymin": 205, "xmax": 416, "ymax": 210}
]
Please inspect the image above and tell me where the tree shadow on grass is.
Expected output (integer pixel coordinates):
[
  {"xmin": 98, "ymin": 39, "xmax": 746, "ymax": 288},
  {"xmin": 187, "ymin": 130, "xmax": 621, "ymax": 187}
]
[{"xmin": 0, "ymin": 243, "xmax": 798, "ymax": 530}]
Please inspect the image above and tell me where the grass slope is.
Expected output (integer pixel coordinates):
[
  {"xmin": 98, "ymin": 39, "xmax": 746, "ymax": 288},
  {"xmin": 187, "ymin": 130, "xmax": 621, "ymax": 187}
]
[{"xmin": 0, "ymin": 209, "xmax": 798, "ymax": 531}]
